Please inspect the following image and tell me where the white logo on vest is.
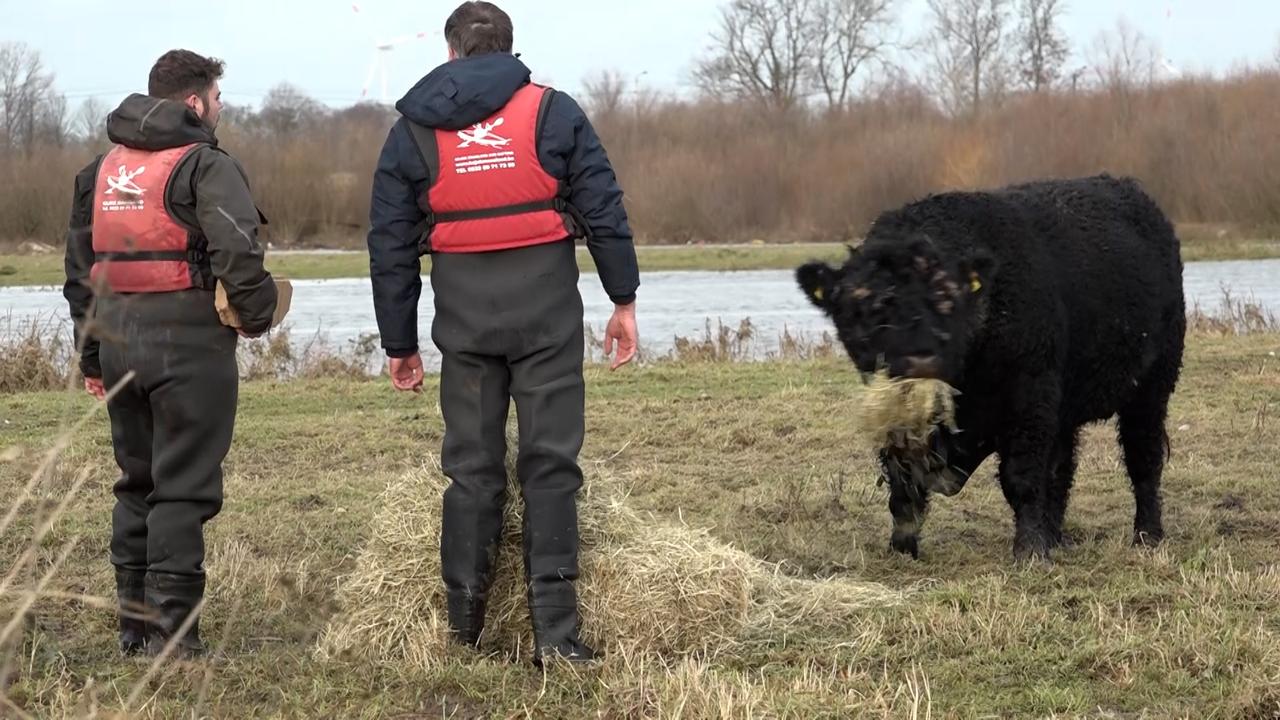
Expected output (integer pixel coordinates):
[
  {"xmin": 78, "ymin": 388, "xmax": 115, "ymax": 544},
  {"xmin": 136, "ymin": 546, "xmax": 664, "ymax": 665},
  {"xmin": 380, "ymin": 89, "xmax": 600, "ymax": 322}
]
[
  {"xmin": 455, "ymin": 118, "xmax": 517, "ymax": 175},
  {"xmin": 457, "ymin": 118, "xmax": 511, "ymax": 148},
  {"xmin": 102, "ymin": 164, "xmax": 148, "ymax": 212}
]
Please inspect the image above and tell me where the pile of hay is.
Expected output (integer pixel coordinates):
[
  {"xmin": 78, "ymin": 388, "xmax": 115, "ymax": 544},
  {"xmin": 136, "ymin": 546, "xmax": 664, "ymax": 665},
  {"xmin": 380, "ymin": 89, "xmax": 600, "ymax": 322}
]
[
  {"xmin": 315, "ymin": 447, "xmax": 902, "ymax": 669},
  {"xmin": 855, "ymin": 370, "xmax": 959, "ymax": 452}
]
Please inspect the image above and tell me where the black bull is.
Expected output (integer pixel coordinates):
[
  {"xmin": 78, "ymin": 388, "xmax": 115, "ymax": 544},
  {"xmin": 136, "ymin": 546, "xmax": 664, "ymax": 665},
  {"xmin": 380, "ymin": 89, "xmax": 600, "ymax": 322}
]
[{"xmin": 797, "ymin": 175, "xmax": 1186, "ymax": 562}]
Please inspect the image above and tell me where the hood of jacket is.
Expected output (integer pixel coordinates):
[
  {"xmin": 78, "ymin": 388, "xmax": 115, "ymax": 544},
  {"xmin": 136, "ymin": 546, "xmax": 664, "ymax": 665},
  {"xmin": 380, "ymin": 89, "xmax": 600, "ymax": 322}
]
[
  {"xmin": 394, "ymin": 52, "xmax": 532, "ymax": 131},
  {"xmin": 105, "ymin": 93, "xmax": 217, "ymax": 150}
]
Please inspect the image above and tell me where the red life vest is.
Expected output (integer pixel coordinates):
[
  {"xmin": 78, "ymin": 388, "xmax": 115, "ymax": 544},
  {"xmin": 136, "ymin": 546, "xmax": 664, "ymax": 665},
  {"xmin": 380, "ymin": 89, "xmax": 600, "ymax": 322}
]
[
  {"xmin": 90, "ymin": 143, "xmax": 204, "ymax": 293},
  {"xmin": 408, "ymin": 83, "xmax": 584, "ymax": 254}
]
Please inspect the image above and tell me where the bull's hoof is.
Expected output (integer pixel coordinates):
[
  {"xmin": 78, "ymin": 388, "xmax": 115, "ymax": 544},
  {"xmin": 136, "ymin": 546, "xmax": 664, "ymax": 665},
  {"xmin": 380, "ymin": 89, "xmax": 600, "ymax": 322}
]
[
  {"xmin": 1132, "ymin": 526, "xmax": 1164, "ymax": 548},
  {"xmin": 890, "ymin": 533, "xmax": 920, "ymax": 560},
  {"xmin": 1047, "ymin": 529, "xmax": 1077, "ymax": 549},
  {"xmin": 1013, "ymin": 531, "xmax": 1053, "ymax": 565}
]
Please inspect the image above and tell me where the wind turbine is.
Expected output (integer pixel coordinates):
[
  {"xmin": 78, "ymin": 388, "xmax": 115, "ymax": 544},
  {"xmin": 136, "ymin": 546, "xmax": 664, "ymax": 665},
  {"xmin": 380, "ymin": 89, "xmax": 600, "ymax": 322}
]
[
  {"xmin": 1156, "ymin": 4, "xmax": 1180, "ymax": 81},
  {"xmin": 351, "ymin": 3, "xmax": 434, "ymax": 104}
]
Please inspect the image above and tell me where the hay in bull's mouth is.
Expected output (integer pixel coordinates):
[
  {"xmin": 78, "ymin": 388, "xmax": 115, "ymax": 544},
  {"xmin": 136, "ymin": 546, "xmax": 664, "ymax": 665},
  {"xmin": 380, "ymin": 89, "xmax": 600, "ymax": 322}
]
[
  {"xmin": 314, "ymin": 438, "xmax": 902, "ymax": 669},
  {"xmin": 857, "ymin": 371, "xmax": 959, "ymax": 452}
]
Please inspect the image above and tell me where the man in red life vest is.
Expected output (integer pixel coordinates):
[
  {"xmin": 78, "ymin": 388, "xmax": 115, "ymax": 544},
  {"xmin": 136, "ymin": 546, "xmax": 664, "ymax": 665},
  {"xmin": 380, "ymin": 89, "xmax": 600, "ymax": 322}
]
[
  {"xmin": 63, "ymin": 50, "xmax": 278, "ymax": 658},
  {"xmin": 367, "ymin": 2, "xmax": 640, "ymax": 665}
]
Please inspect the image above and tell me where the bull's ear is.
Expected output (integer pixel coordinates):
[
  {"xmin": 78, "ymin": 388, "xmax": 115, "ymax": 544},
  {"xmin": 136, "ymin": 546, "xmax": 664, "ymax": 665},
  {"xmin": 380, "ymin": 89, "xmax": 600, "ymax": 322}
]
[
  {"xmin": 961, "ymin": 251, "xmax": 997, "ymax": 294},
  {"xmin": 796, "ymin": 262, "xmax": 838, "ymax": 310}
]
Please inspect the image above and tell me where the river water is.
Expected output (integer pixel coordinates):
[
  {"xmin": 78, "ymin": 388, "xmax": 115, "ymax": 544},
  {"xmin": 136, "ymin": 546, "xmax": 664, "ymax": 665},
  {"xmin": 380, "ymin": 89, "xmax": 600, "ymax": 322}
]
[{"xmin": 3, "ymin": 258, "xmax": 1276, "ymax": 369}]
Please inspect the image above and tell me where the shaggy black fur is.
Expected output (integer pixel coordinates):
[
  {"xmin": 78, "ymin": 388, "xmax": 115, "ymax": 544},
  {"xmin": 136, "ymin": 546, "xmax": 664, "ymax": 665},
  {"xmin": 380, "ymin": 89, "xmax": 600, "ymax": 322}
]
[{"xmin": 798, "ymin": 175, "xmax": 1186, "ymax": 562}]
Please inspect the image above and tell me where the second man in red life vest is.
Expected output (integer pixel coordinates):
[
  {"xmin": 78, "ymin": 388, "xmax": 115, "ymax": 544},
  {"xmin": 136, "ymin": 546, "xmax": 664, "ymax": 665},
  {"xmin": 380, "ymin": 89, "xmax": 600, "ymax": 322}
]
[
  {"xmin": 63, "ymin": 50, "xmax": 278, "ymax": 659},
  {"xmin": 367, "ymin": 1, "xmax": 640, "ymax": 666}
]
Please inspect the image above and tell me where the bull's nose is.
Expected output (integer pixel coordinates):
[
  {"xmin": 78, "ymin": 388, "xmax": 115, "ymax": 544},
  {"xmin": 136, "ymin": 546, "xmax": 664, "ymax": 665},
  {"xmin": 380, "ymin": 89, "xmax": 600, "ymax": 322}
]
[{"xmin": 903, "ymin": 354, "xmax": 942, "ymax": 379}]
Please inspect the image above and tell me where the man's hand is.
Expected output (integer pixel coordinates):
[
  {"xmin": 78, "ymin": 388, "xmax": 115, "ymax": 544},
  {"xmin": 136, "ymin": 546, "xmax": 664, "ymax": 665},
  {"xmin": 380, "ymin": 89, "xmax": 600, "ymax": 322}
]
[
  {"xmin": 389, "ymin": 352, "xmax": 424, "ymax": 392},
  {"xmin": 603, "ymin": 301, "xmax": 638, "ymax": 370},
  {"xmin": 84, "ymin": 376, "xmax": 106, "ymax": 400}
]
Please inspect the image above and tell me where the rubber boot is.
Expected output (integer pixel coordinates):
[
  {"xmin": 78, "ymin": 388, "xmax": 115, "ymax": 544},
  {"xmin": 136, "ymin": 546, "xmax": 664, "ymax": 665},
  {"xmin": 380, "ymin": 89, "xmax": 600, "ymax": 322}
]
[
  {"xmin": 530, "ymin": 604, "xmax": 598, "ymax": 667},
  {"xmin": 144, "ymin": 572, "xmax": 206, "ymax": 659},
  {"xmin": 528, "ymin": 580, "xmax": 599, "ymax": 668},
  {"xmin": 115, "ymin": 567, "xmax": 147, "ymax": 657},
  {"xmin": 445, "ymin": 591, "xmax": 487, "ymax": 648}
]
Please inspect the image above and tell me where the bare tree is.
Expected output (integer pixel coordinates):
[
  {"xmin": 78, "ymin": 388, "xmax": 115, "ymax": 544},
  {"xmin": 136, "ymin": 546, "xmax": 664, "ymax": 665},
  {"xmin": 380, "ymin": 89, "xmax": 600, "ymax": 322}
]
[
  {"xmin": 74, "ymin": 97, "xmax": 107, "ymax": 140},
  {"xmin": 1273, "ymin": 32, "xmax": 1279, "ymax": 67},
  {"xmin": 35, "ymin": 92, "xmax": 68, "ymax": 147},
  {"xmin": 257, "ymin": 83, "xmax": 326, "ymax": 136},
  {"xmin": 926, "ymin": 0, "xmax": 1013, "ymax": 117},
  {"xmin": 582, "ymin": 69, "xmax": 629, "ymax": 117},
  {"xmin": 1088, "ymin": 18, "xmax": 1160, "ymax": 91},
  {"xmin": 811, "ymin": 0, "xmax": 900, "ymax": 110},
  {"xmin": 1015, "ymin": 0, "xmax": 1069, "ymax": 91},
  {"xmin": 694, "ymin": 0, "xmax": 818, "ymax": 112},
  {"xmin": 0, "ymin": 42, "xmax": 60, "ymax": 154}
]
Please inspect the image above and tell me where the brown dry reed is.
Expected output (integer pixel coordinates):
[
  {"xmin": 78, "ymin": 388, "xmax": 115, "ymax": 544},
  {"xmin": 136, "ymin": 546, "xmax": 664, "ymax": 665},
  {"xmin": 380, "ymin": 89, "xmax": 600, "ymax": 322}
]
[{"xmin": 2, "ymin": 71, "xmax": 1279, "ymax": 248}]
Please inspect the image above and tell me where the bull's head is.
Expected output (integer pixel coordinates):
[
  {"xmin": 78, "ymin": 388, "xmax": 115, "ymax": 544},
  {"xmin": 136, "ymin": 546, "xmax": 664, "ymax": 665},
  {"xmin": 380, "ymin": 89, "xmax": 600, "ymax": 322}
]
[{"xmin": 796, "ymin": 237, "xmax": 996, "ymax": 384}]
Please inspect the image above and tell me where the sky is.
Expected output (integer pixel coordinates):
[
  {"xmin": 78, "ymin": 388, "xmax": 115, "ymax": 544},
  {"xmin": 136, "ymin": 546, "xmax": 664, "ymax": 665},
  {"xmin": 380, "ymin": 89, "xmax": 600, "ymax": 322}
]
[{"xmin": 3, "ymin": 0, "xmax": 1278, "ymax": 112}]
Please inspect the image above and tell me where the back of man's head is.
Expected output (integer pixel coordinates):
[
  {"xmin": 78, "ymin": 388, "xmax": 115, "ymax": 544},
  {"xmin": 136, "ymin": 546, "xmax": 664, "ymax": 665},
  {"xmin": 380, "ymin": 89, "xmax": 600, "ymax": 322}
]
[
  {"xmin": 148, "ymin": 49, "xmax": 224, "ymax": 102},
  {"xmin": 444, "ymin": 2, "xmax": 513, "ymax": 58}
]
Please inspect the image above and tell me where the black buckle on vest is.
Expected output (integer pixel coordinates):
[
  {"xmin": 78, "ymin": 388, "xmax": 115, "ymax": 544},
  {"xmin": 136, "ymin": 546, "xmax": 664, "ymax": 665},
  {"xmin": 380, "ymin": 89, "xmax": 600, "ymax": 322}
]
[
  {"xmin": 94, "ymin": 249, "xmax": 190, "ymax": 262},
  {"xmin": 187, "ymin": 247, "xmax": 208, "ymax": 265}
]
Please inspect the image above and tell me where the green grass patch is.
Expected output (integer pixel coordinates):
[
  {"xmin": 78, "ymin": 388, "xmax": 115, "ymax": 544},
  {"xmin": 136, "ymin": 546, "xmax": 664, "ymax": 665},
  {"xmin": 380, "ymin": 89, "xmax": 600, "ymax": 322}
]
[{"xmin": 2, "ymin": 334, "xmax": 1279, "ymax": 716}]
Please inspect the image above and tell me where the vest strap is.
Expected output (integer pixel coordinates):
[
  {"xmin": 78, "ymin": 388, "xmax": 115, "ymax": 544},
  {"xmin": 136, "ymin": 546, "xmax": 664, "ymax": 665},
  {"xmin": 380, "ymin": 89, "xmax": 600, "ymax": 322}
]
[
  {"xmin": 94, "ymin": 250, "xmax": 188, "ymax": 262},
  {"xmin": 429, "ymin": 198, "xmax": 563, "ymax": 224}
]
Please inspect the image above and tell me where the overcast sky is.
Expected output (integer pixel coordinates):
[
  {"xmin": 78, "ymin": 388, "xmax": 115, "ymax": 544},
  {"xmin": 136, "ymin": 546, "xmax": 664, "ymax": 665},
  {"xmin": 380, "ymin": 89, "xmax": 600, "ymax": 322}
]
[{"xmin": 4, "ymin": 0, "xmax": 1278, "ymax": 111}]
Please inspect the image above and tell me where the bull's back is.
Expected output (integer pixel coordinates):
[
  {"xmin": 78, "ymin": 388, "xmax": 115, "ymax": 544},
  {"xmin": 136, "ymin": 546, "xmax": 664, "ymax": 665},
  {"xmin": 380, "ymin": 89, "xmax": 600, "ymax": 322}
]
[{"xmin": 1004, "ymin": 176, "xmax": 1184, "ymax": 423}]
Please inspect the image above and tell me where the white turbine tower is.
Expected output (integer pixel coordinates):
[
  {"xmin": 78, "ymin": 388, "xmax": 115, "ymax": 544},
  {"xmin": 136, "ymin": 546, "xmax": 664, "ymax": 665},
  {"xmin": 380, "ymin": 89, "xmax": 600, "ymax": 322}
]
[
  {"xmin": 352, "ymin": 3, "xmax": 432, "ymax": 104},
  {"xmin": 1157, "ymin": 4, "xmax": 1181, "ymax": 81}
]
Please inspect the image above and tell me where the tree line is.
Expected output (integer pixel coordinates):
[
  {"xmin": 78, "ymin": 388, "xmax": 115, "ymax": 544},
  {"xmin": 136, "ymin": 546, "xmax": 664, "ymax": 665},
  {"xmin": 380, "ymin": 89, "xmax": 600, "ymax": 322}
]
[{"xmin": 2, "ymin": 5, "xmax": 1279, "ymax": 248}]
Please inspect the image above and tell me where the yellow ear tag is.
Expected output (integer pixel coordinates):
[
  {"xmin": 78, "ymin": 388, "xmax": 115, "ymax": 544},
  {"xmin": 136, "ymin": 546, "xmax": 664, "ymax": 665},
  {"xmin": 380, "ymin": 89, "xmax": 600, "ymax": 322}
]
[
  {"xmin": 813, "ymin": 287, "xmax": 825, "ymax": 301},
  {"xmin": 969, "ymin": 274, "xmax": 982, "ymax": 292}
]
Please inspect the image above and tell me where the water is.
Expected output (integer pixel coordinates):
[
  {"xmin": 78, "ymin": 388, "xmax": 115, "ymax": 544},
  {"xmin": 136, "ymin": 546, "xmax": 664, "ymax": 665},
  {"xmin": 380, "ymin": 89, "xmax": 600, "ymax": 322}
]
[{"xmin": 4, "ymin": 259, "xmax": 1277, "ymax": 369}]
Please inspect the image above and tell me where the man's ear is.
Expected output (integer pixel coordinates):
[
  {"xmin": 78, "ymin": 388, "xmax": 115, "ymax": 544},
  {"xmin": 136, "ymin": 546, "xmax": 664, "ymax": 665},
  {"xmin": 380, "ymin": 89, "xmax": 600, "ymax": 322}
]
[
  {"xmin": 184, "ymin": 93, "xmax": 203, "ymax": 116},
  {"xmin": 796, "ymin": 262, "xmax": 838, "ymax": 310},
  {"xmin": 961, "ymin": 251, "xmax": 997, "ymax": 294}
]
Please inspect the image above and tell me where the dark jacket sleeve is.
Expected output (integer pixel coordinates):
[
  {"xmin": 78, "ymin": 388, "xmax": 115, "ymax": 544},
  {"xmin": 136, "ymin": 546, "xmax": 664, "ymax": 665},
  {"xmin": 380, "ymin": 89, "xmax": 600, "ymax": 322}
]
[
  {"xmin": 540, "ymin": 91, "xmax": 639, "ymax": 305},
  {"xmin": 367, "ymin": 120, "xmax": 428, "ymax": 358},
  {"xmin": 62, "ymin": 157, "xmax": 103, "ymax": 378},
  {"xmin": 191, "ymin": 148, "xmax": 278, "ymax": 334}
]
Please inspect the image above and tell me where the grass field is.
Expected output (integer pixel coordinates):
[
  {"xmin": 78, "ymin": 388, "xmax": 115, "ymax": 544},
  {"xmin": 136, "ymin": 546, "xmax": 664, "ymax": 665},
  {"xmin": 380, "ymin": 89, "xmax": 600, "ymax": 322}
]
[
  {"xmin": 1, "ymin": 332, "xmax": 1279, "ymax": 718},
  {"xmin": 3, "ymin": 233, "xmax": 1280, "ymax": 287}
]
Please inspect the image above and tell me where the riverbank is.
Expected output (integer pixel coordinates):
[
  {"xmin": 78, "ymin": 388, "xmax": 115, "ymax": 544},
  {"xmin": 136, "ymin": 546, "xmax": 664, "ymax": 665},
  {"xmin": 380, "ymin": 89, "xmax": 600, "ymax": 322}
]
[{"xmin": 3, "ymin": 235, "xmax": 1280, "ymax": 287}]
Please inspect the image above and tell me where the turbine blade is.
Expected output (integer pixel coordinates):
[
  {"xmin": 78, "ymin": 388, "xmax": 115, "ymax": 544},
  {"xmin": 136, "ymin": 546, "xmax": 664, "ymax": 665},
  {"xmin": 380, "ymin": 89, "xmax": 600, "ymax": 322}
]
[
  {"xmin": 383, "ymin": 31, "xmax": 429, "ymax": 46},
  {"xmin": 361, "ymin": 53, "xmax": 379, "ymax": 98}
]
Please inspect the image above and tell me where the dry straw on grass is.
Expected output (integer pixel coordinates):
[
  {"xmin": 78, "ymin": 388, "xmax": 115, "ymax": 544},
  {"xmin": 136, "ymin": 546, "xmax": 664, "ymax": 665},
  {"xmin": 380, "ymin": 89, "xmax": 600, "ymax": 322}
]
[{"xmin": 316, "ymin": 441, "xmax": 902, "ymax": 669}]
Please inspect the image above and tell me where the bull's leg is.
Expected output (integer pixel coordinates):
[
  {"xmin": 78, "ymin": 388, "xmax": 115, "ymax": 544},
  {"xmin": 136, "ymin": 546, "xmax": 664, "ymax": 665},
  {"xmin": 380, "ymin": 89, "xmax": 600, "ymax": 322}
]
[
  {"xmin": 885, "ymin": 430, "xmax": 994, "ymax": 560},
  {"xmin": 883, "ymin": 450, "xmax": 928, "ymax": 560},
  {"xmin": 997, "ymin": 377, "xmax": 1061, "ymax": 562},
  {"xmin": 1044, "ymin": 429, "xmax": 1080, "ymax": 548},
  {"xmin": 1119, "ymin": 373, "xmax": 1177, "ymax": 548}
]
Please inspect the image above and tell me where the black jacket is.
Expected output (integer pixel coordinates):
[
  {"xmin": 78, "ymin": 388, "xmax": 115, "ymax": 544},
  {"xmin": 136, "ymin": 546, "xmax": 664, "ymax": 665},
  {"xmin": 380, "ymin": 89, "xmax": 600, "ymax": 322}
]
[
  {"xmin": 366, "ymin": 52, "xmax": 639, "ymax": 358},
  {"xmin": 64, "ymin": 94, "xmax": 278, "ymax": 377}
]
